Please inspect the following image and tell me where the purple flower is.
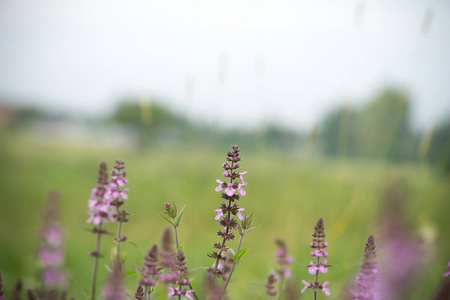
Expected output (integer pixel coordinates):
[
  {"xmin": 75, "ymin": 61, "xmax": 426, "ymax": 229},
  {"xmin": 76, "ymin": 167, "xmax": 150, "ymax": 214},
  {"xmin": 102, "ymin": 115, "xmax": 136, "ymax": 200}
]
[
  {"xmin": 43, "ymin": 224, "xmax": 63, "ymax": 247},
  {"xmin": 301, "ymin": 280, "xmax": 313, "ymax": 293},
  {"xmin": 301, "ymin": 280, "xmax": 330, "ymax": 296},
  {"xmin": 215, "ymin": 180, "xmax": 235, "ymax": 196},
  {"xmin": 350, "ymin": 235, "xmax": 381, "ymax": 300},
  {"xmin": 443, "ymin": 260, "xmax": 450, "ymax": 277},
  {"xmin": 308, "ymin": 260, "xmax": 328, "ymax": 274},
  {"xmin": 39, "ymin": 247, "xmax": 64, "ymax": 266},
  {"xmin": 41, "ymin": 268, "xmax": 67, "ymax": 287},
  {"xmin": 215, "ymin": 209, "xmax": 224, "ymax": 220},
  {"xmin": 311, "ymin": 249, "xmax": 328, "ymax": 257},
  {"xmin": 321, "ymin": 281, "xmax": 331, "ymax": 296}
]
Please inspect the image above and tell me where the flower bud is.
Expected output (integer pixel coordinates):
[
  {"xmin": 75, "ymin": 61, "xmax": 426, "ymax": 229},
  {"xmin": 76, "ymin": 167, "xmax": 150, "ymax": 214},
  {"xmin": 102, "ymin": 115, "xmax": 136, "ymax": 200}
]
[
  {"xmin": 242, "ymin": 213, "xmax": 254, "ymax": 230},
  {"xmin": 165, "ymin": 202, "xmax": 178, "ymax": 219}
]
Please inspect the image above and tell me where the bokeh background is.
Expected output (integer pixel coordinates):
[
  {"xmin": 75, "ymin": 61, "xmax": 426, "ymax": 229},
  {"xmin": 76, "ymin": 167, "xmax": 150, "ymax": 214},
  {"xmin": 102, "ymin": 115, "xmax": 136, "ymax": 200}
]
[{"xmin": 1, "ymin": 0, "xmax": 450, "ymax": 299}]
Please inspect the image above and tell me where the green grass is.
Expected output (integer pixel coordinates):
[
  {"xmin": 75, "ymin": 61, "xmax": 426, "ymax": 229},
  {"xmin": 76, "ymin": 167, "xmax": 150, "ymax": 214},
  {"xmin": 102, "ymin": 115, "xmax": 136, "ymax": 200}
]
[{"xmin": 0, "ymin": 131, "xmax": 449, "ymax": 299}]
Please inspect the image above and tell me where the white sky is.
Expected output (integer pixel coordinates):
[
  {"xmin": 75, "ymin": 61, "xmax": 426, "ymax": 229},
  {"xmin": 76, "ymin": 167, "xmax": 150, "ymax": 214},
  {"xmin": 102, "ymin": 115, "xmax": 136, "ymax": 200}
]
[{"xmin": 0, "ymin": 0, "xmax": 449, "ymax": 130}]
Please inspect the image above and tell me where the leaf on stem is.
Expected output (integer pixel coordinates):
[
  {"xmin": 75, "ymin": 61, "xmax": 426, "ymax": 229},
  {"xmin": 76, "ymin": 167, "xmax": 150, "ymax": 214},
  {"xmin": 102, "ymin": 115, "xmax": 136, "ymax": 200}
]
[
  {"xmin": 234, "ymin": 248, "xmax": 248, "ymax": 260},
  {"xmin": 175, "ymin": 205, "xmax": 186, "ymax": 227},
  {"xmin": 159, "ymin": 213, "xmax": 175, "ymax": 226}
]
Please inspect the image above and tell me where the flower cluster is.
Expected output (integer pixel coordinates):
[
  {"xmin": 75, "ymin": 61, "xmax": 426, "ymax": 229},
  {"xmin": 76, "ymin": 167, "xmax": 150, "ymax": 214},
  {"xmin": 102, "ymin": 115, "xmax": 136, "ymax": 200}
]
[
  {"xmin": 301, "ymin": 217, "xmax": 331, "ymax": 297},
  {"xmin": 138, "ymin": 244, "xmax": 159, "ymax": 294},
  {"xmin": 167, "ymin": 250, "xmax": 195, "ymax": 300},
  {"xmin": 87, "ymin": 161, "xmax": 114, "ymax": 226},
  {"xmin": 108, "ymin": 160, "xmax": 130, "ymax": 225},
  {"xmin": 108, "ymin": 160, "xmax": 130, "ymax": 253},
  {"xmin": 265, "ymin": 239, "xmax": 293, "ymax": 297},
  {"xmin": 39, "ymin": 192, "xmax": 67, "ymax": 289},
  {"xmin": 274, "ymin": 239, "xmax": 293, "ymax": 279},
  {"xmin": 350, "ymin": 235, "xmax": 381, "ymax": 300},
  {"xmin": 208, "ymin": 145, "xmax": 247, "ymax": 277},
  {"xmin": 138, "ymin": 228, "xmax": 194, "ymax": 299},
  {"xmin": 265, "ymin": 271, "xmax": 279, "ymax": 297}
]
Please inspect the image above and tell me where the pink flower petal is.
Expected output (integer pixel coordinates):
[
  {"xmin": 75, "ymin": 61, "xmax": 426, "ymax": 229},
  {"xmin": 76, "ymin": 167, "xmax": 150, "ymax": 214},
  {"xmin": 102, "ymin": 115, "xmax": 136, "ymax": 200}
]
[{"xmin": 215, "ymin": 209, "xmax": 224, "ymax": 220}]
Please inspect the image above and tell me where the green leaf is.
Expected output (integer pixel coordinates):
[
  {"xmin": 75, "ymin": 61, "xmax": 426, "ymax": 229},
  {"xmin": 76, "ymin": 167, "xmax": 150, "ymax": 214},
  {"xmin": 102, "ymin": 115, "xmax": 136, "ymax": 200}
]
[
  {"xmin": 234, "ymin": 248, "xmax": 248, "ymax": 260},
  {"xmin": 125, "ymin": 241, "xmax": 139, "ymax": 249},
  {"xmin": 125, "ymin": 270, "xmax": 138, "ymax": 277},
  {"xmin": 229, "ymin": 248, "xmax": 236, "ymax": 260},
  {"xmin": 244, "ymin": 224, "xmax": 261, "ymax": 235},
  {"xmin": 175, "ymin": 205, "xmax": 186, "ymax": 227},
  {"xmin": 178, "ymin": 244, "xmax": 184, "ymax": 250},
  {"xmin": 159, "ymin": 213, "xmax": 174, "ymax": 226}
]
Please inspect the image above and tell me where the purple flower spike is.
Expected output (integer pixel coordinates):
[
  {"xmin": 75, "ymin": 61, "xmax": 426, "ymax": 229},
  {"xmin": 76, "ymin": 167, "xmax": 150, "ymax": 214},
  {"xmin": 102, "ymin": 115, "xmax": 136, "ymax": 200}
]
[
  {"xmin": 301, "ymin": 217, "xmax": 331, "ymax": 297},
  {"xmin": 209, "ymin": 145, "xmax": 248, "ymax": 278},
  {"xmin": 350, "ymin": 235, "xmax": 381, "ymax": 300},
  {"xmin": 39, "ymin": 192, "xmax": 67, "ymax": 289}
]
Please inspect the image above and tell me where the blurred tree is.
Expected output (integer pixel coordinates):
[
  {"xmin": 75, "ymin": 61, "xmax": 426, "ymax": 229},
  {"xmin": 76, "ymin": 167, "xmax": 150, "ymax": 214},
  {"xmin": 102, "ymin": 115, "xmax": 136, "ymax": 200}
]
[
  {"xmin": 355, "ymin": 88, "xmax": 416, "ymax": 160},
  {"xmin": 111, "ymin": 99, "xmax": 189, "ymax": 148},
  {"xmin": 111, "ymin": 100, "xmax": 185, "ymax": 128},
  {"xmin": 318, "ymin": 88, "xmax": 417, "ymax": 161},
  {"xmin": 427, "ymin": 121, "xmax": 450, "ymax": 173}
]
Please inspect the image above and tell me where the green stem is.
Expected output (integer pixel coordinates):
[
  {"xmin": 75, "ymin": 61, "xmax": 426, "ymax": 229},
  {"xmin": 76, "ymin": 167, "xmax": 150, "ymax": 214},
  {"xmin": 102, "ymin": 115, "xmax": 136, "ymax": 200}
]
[
  {"xmin": 90, "ymin": 223, "xmax": 103, "ymax": 300},
  {"xmin": 314, "ymin": 257, "xmax": 319, "ymax": 300},
  {"xmin": 220, "ymin": 234, "xmax": 244, "ymax": 299},
  {"xmin": 115, "ymin": 205, "xmax": 123, "ymax": 258}
]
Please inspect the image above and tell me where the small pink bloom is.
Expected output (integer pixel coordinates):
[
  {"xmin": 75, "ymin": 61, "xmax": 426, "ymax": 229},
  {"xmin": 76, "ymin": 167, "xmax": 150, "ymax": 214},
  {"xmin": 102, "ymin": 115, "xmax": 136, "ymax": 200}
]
[
  {"xmin": 308, "ymin": 260, "xmax": 328, "ymax": 274},
  {"xmin": 224, "ymin": 183, "xmax": 235, "ymax": 196},
  {"xmin": 236, "ymin": 208, "xmax": 244, "ymax": 220},
  {"xmin": 167, "ymin": 287, "xmax": 176, "ymax": 297},
  {"xmin": 301, "ymin": 280, "xmax": 312, "ymax": 293},
  {"xmin": 321, "ymin": 281, "xmax": 330, "ymax": 296},
  {"xmin": 311, "ymin": 249, "xmax": 328, "ymax": 257},
  {"xmin": 185, "ymin": 290, "xmax": 195, "ymax": 300},
  {"xmin": 239, "ymin": 171, "xmax": 247, "ymax": 183},
  {"xmin": 237, "ymin": 182, "xmax": 247, "ymax": 196},
  {"xmin": 215, "ymin": 209, "xmax": 224, "ymax": 220},
  {"xmin": 215, "ymin": 179, "xmax": 226, "ymax": 192}
]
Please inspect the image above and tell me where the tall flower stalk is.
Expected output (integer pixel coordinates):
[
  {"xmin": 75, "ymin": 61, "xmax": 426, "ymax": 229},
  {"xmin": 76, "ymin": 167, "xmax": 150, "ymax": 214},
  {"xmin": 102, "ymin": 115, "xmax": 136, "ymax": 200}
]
[
  {"xmin": 106, "ymin": 159, "xmax": 130, "ymax": 259},
  {"xmin": 350, "ymin": 235, "xmax": 381, "ymax": 300},
  {"xmin": 39, "ymin": 192, "xmax": 67, "ymax": 295},
  {"xmin": 87, "ymin": 161, "xmax": 113, "ymax": 300},
  {"xmin": 208, "ymin": 145, "xmax": 248, "ymax": 279},
  {"xmin": 301, "ymin": 217, "xmax": 331, "ymax": 299}
]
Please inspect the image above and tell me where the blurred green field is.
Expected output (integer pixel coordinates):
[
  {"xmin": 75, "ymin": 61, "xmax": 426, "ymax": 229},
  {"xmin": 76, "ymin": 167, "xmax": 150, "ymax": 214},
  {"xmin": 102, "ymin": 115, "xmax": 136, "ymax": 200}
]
[{"xmin": 0, "ymin": 131, "xmax": 449, "ymax": 299}]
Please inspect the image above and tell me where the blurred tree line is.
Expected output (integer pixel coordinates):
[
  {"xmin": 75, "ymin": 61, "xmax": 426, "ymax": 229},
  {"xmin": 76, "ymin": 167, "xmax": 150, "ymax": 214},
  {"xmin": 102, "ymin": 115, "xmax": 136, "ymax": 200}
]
[
  {"xmin": 2, "ymin": 88, "xmax": 449, "ymax": 172},
  {"xmin": 317, "ymin": 88, "xmax": 450, "ymax": 172}
]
